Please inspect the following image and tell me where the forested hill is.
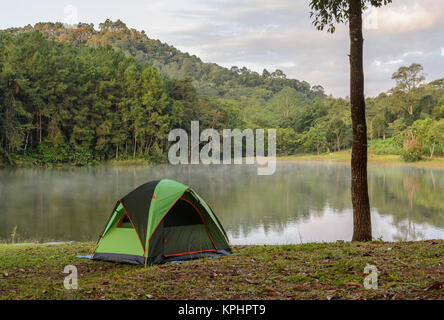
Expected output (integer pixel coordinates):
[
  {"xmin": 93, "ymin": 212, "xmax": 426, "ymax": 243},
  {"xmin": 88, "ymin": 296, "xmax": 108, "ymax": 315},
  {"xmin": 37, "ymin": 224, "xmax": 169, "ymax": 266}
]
[
  {"xmin": 0, "ymin": 20, "xmax": 324, "ymax": 167},
  {"xmin": 1, "ymin": 20, "xmax": 443, "ymax": 167},
  {"xmin": 5, "ymin": 19, "xmax": 324, "ymax": 101}
]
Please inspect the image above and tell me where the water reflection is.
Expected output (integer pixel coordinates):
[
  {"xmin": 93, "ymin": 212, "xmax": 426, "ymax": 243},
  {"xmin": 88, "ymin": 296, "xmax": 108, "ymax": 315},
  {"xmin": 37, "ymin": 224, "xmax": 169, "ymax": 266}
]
[{"xmin": 0, "ymin": 162, "xmax": 443, "ymax": 243}]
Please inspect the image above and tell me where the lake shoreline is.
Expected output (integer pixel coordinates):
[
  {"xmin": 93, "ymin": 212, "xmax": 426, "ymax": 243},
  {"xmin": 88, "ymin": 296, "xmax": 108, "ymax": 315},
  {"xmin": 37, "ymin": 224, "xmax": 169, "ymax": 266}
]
[
  {"xmin": 278, "ymin": 150, "xmax": 444, "ymax": 169},
  {"xmin": 1, "ymin": 240, "xmax": 443, "ymax": 300},
  {"xmin": 4, "ymin": 150, "xmax": 444, "ymax": 169}
]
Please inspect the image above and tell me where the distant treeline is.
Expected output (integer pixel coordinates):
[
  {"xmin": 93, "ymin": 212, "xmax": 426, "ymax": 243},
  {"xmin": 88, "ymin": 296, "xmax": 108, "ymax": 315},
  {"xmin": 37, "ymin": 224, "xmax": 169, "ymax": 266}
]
[{"xmin": 0, "ymin": 20, "xmax": 443, "ymax": 166}]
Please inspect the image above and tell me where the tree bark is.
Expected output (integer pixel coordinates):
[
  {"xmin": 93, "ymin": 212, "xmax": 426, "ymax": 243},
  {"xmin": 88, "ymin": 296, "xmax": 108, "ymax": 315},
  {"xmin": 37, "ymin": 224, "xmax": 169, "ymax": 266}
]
[
  {"xmin": 39, "ymin": 111, "xmax": 42, "ymax": 144},
  {"xmin": 408, "ymin": 101, "xmax": 413, "ymax": 115},
  {"xmin": 133, "ymin": 133, "xmax": 136, "ymax": 158},
  {"xmin": 349, "ymin": 0, "xmax": 372, "ymax": 241},
  {"xmin": 24, "ymin": 131, "xmax": 29, "ymax": 151},
  {"xmin": 429, "ymin": 143, "xmax": 435, "ymax": 160}
]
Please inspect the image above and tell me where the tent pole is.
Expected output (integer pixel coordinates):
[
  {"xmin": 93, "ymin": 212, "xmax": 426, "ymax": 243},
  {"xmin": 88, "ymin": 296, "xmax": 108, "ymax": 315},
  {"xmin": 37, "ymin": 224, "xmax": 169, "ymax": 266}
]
[{"xmin": 89, "ymin": 235, "xmax": 101, "ymax": 255}]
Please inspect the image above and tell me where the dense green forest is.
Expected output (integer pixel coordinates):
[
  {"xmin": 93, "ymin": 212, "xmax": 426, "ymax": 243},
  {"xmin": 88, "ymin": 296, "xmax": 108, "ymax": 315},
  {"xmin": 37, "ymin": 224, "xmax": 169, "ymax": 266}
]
[{"xmin": 0, "ymin": 20, "xmax": 443, "ymax": 166}]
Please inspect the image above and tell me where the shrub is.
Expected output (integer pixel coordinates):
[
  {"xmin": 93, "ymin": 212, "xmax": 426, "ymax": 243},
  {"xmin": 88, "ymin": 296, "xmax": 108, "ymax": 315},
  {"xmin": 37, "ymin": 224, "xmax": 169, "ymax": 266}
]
[
  {"xmin": 401, "ymin": 130, "xmax": 422, "ymax": 162},
  {"xmin": 369, "ymin": 137, "xmax": 402, "ymax": 155},
  {"xmin": 148, "ymin": 142, "xmax": 166, "ymax": 163},
  {"xmin": 401, "ymin": 149, "xmax": 422, "ymax": 162}
]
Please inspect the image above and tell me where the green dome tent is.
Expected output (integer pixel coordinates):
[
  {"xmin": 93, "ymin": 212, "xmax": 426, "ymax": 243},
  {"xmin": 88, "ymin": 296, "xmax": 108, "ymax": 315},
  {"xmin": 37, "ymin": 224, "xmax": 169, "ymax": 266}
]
[{"xmin": 92, "ymin": 179, "xmax": 231, "ymax": 265}]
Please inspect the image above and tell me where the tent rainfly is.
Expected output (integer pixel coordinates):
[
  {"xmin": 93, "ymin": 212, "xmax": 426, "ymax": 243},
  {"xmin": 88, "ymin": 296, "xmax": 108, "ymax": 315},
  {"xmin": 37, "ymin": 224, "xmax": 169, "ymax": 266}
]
[{"xmin": 92, "ymin": 179, "xmax": 231, "ymax": 265}]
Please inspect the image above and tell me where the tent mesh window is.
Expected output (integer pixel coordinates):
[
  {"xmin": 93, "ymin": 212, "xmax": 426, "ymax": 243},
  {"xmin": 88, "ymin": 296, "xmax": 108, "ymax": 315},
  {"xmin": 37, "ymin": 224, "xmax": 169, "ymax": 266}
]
[
  {"xmin": 117, "ymin": 214, "xmax": 132, "ymax": 228},
  {"xmin": 162, "ymin": 199, "xmax": 215, "ymax": 256}
]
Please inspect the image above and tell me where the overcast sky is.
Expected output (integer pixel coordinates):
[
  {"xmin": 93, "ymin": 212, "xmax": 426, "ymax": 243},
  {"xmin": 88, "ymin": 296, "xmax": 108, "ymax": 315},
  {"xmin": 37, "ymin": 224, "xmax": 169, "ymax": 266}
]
[{"xmin": 1, "ymin": 0, "xmax": 443, "ymax": 97}]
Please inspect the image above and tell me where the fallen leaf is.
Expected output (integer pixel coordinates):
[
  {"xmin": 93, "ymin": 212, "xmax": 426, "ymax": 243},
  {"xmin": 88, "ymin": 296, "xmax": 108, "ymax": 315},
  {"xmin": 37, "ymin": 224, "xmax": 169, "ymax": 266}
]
[
  {"xmin": 424, "ymin": 281, "xmax": 443, "ymax": 291},
  {"xmin": 146, "ymin": 294, "xmax": 154, "ymax": 299},
  {"xmin": 345, "ymin": 281, "xmax": 362, "ymax": 287},
  {"xmin": 293, "ymin": 285, "xmax": 308, "ymax": 292}
]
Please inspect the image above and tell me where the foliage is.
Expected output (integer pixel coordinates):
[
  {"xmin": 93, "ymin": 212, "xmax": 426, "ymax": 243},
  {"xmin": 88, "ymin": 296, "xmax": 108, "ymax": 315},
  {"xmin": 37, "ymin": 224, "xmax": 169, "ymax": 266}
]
[
  {"xmin": 369, "ymin": 137, "xmax": 403, "ymax": 155},
  {"xmin": 409, "ymin": 118, "xmax": 444, "ymax": 159},
  {"xmin": 401, "ymin": 149, "xmax": 423, "ymax": 163},
  {"xmin": 276, "ymin": 128, "xmax": 300, "ymax": 155},
  {"xmin": 302, "ymin": 127, "xmax": 329, "ymax": 154},
  {"xmin": 0, "ymin": 29, "xmax": 248, "ymax": 164},
  {"xmin": 401, "ymin": 130, "xmax": 423, "ymax": 162},
  {"xmin": 5, "ymin": 21, "xmax": 323, "ymax": 102},
  {"xmin": 0, "ymin": 21, "xmax": 443, "ymax": 165},
  {"xmin": 309, "ymin": 0, "xmax": 392, "ymax": 33}
]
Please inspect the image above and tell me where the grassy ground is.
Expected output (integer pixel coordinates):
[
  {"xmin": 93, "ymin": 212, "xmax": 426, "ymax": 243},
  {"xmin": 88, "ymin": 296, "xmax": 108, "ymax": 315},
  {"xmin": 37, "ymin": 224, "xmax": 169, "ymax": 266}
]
[
  {"xmin": 279, "ymin": 150, "xmax": 444, "ymax": 169},
  {"xmin": 1, "ymin": 241, "xmax": 443, "ymax": 300}
]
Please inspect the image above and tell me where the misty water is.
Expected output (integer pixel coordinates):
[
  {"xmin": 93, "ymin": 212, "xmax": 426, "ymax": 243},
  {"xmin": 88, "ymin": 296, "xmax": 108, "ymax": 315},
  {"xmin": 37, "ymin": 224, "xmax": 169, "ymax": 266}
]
[{"xmin": 1, "ymin": 162, "xmax": 443, "ymax": 244}]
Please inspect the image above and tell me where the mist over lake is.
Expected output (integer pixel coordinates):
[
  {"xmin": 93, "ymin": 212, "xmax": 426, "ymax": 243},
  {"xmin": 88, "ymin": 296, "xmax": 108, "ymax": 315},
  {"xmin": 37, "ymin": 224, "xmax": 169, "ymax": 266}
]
[{"xmin": 1, "ymin": 162, "xmax": 443, "ymax": 244}]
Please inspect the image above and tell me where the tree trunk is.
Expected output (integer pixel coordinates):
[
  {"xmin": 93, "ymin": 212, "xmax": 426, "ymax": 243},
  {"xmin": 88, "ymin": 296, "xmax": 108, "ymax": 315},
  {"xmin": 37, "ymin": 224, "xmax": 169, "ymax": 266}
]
[
  {"xmin": 349, "ymin": 0, "xmax": 372, "ymax": 242},
  {"xmin": 39, "ymin": 111, "xmax": 42, "ymax": 143},
  {"xmin": 133, "ymin": 134, "xmax": 136, "ymax": 158},
  {"xmin": 145, "ymin": 136, "xmax": 152, "ymax": 154},
  {"xmin": 24, "ymin": 131, "xmax": 29, "ymax": 151},
  {"xmin": 429, "ymin": 143, "xmax": 435, "ymax": 160}
]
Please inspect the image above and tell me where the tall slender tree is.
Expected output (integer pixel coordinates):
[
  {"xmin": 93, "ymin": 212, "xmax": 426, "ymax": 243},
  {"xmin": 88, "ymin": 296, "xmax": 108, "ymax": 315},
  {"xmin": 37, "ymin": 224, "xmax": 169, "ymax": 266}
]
[
  {"xmin": 309, "ymin": 0, "xmax": 392, "ymax": 241},
  {"xmin": 391, "ymin": 63, "xmax": 426, "ymax": 116}
]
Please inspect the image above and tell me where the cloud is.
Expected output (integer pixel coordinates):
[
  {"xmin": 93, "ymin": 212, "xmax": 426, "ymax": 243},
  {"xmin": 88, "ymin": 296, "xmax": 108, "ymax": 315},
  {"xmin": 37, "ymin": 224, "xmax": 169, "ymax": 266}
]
[
  {"xmin": 375, "ymin": 2, "xmax": 440, "ymax": 34},
  {"xmin": 136, "ymin": 0, "xmax": 444, "ymax": 97}
]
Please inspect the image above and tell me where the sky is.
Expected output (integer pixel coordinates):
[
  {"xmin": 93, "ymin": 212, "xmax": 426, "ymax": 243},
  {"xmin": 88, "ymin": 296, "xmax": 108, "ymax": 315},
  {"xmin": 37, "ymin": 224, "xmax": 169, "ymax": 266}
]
[{"xmin": 1, "ymin": 0, "xmax": 443, "ymax": 98}]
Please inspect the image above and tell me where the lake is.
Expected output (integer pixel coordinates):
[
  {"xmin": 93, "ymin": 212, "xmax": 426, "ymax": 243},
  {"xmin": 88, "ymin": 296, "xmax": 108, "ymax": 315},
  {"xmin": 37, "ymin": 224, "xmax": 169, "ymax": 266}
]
[{"xmin": 1, "ymin": 162, "xmax": 443, "ymax": 244}]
